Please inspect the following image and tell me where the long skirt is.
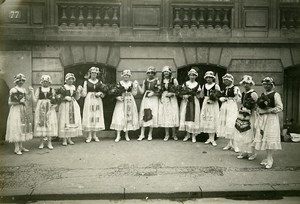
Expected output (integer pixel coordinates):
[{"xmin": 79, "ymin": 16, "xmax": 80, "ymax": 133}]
[
  {"xmin": 82, "ymin": 92, "xmax": 105, "ymax": 132},
  {"xmin": 34, "ymin": 99, "xmax": 58, "ymax": 137},
  {"xmin": 58, "ymin": 99, "xmax": 82, "ymax": 138},
  {"xmin": 199, "ymin": 97, "xmax": 219, "ymax": 133},
  {"xmin": 139, "ymin": 92, "xmax": 159, "ymax": 128},
  {"xmin": 158, "ymin": 91, "xmax": 179, "ymax": 128},
  {"xmin": 217, "ymin": 100, "xmax": 238, "ymax": 139},
  {"xmin": 253, "ymin": 111, "xmax": 282, "ymax": 151},
  {"xmin": 179, "ymin": 96, "xmax": 201, "ymax": 134},
  {"xmin": 6, "ymin": 104, "xmax": 33, "ymax": 142},
  {"xmin": 110, "ymin": 92, "xmax": 139, "ymax": 131},
  {"xmin": 235, "ymin": 111, "xmax": 256, "ymax": 153}
]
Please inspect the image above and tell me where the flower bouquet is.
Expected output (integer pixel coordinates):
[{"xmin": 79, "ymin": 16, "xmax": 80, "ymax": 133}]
[
  {"xmin": 207, "ymin": 90, "xmax": 221, "ymax": 104},
  {"xmin": 99, "ymin": 83, "xmax": 109, "ymax": 95},
  {"xmin": 11, "ymin": 91, "xmax": 25, "ymax": 104},
  {"xmin": 107, "ymin": 83, "xmax": 126, "ymax": 97},
  {"xmin": 51, "ymin": 87, "xmax": 66, "ymax": 105},
  {"xmin": 257, "ymin": 94, "xmax": 270, "ymax": 109},
  {"xmin": 243, "ymin": 97, "xmax": 256, "ymax": 110}
]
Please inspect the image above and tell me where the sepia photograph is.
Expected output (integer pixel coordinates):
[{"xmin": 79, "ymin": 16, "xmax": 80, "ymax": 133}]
[{"xmin": 0, "ymin": 0, "xmax": 300, "ymax": 203}]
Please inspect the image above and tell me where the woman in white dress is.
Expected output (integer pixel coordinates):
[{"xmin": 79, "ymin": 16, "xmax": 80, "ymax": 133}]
[
  {"xmin": 137, "ymin": 67, "xmax": 161, "ymax": 141},
  {"xmin": 110, "ymin": 70, "xmax": 139, "ymax": 142},
  {"xmin": 179, "ymin": 68, "xmax": 202, "ymax": 143},
  {"xmin": 6, "ymin": 73, "xmax": 34, "ymax": 155},
  {"xmin": 199, "ymin": 71, "xmax": 221, "ymax": 146},
  {"xmin": 235, "ymin": 75, "xmax": 258, "ymax": 160},
  {"xmin": 57, "ymin": 73, "xmax": 83, "ymax": 146},
  {"xmin": 81, "ymin": 67, "xmax": 105, "ymax": 143},
  {"xmin": 33, "ymin": 75, "xmax": 58, "ymax": 149},
  {"xmin": 158, "ymin": 66, "xmax": 179, "ymax": 141},
  {"xmin": 217, "ymin": 73, "xmax": 241, "ymax": 152},
  {"xmin": 253, "ymin": 77, "xmax": 283, "ymax": 169}
]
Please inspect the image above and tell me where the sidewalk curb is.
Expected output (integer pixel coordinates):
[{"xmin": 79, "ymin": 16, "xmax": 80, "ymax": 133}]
[{"xmin": 1, "ymin": 190, "xmax": 300, "ymax": 202}]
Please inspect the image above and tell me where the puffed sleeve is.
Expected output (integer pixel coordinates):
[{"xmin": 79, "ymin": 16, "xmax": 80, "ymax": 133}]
[
  {"xmin": 81, "ymin": 81, "xmax": 88, "ymax": 97},
  {"xmin": 270, "ymin": 92, "xmax": 283, "ymax": 113},
  {"xmin": 215, "ymin": 84, "xmax": 221, "ymax": 91},
  {"xmin": 250, "ymin": 91, "xmax": 258, "ymax": 102}
]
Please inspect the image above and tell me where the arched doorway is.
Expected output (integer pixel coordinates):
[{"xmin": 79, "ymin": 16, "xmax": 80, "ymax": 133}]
[
  {"xmin": 284, "ymin": 65, "xmax": 300, "ymax": 133},
  {"xmin": 64, "ymin": 63, "xmax": 116, "ymax": 130}
]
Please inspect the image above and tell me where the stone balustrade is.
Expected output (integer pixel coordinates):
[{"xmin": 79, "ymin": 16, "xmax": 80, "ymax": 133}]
[
  {"xmin": 58, "ymin": 3, "xmax": 120, "ymax": 28},
  {"xmin": 172, "ymin": 6, "xmax": 232, "ymax": 30}
]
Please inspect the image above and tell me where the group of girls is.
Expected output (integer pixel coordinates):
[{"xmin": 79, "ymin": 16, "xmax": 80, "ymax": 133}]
[{"xmin": 5, "ymin": 67, "xmax": 283, "ymax": 169}]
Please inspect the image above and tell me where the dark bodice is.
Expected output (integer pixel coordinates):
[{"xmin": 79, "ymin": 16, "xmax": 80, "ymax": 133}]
[
  {"xmin": 144, "ymin": 78, "xmax": 159, "ymax": 91},
  {"xmin": 261, "ymin": 92, "xmax": 276, "ymax": 108},
  {"xmin": 203, "ymin": 83, "xmax": 216, "ymax": 97},
  {"xmin": 38, "ymin": 87, "xmax": 53, "ymax": 99},
  {"xmin": 185, "ymin": 81, "xmax": 200, "ymax": 95},
  {"xmin": 242, "ymin": 90, "xmax": 255, "ymax": 104},
  {"xmin": 86, "ymin": 80, "xmax": 102, "ymax": 92},
  {"xmin": 161, "ymin": 77, "xmax": 175, "ymax": 92},
  {"xmin": 223, "ymin": 86, "xmax": 235, "ymax": 97},
  {"xmin": 119, "ymin": 81, "xmax": 133, "ymax": 92}
]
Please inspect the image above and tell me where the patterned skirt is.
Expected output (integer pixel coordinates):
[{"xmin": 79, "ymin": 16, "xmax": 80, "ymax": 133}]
[
  {"xmin": 199, "ymin": 97, "xmax": 219, "ymax": 134},
  {"xmin": 158, "ymin": 91, "xmax": 179, "ymax": 128},
  {"xmin": 217, "ymin": 100, "xmax": 238, "ymax": 139}
]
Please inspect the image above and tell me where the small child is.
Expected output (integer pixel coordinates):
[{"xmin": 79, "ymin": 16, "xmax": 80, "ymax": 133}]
[
  {"xmin": 81, "ymin": 67, "xmax": 105, "ymax": 143},
  {"xmin": 158, "ymin": 66, "xmax": 180, "ymax": 141},
  {"xmin": 110, "ymin": 70, "xmax": 139, "ymax": 142},
  {"xmin": 235, "ymin": 75, "xmax": 258, "ymax": 160},
  {"xmin": 137, "ymin": 67, "xmax": 160, "ymax": 141},
  {"xmin": 217, "ymin": 73, "xmax": 241, "ymax": 152},
  {"xmin": 179, "ymin": 68, "xmax": 201, "ymax": 143},
  {"xmin": 199, "ymin": 71, "xmax": 220, "ymax": 146},
  {"xmin": 33, "ymin": 75, "xmax": 58, "ymax": 149},
  {"xmin": 6, "ymin": 73, "xmax": 34, "ymax": 155},
  {"xmin": 253, "ymin": 77, "xmax": 283, "ymax": 169},
  {"xmin": 57, "ymin": 73, "xmax": 83, "ymax": 146}
]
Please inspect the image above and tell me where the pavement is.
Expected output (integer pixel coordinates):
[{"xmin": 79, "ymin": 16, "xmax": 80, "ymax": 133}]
[{"xmin": 0, "ymin": 133, "xmax": 300, "ymax": 203}]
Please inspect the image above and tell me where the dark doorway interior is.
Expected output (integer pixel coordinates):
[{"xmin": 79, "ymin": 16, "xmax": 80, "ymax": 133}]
[{"xmin": 64, "ymin": 63, "xmax": 116, "ymax": 130}]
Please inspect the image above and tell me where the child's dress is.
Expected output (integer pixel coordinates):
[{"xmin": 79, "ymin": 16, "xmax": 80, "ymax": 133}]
[
  {"xmin": 58, "ymin": 85, "xmax": 82, "ymax": 138},
  {"xmin": 235, "ymin": 89, "xmax": 257, "ymax": 153},
  {"xmin": 253, "ymin": 91, "xmax": 283, "ymax": 151},
  {"xmin": 110, "ymin": 81, "xmax": 139, "ymax": 131},
  {"xmin": 6, "ymin": 87, "xmax": 33, "ymax": 142},
  {"xmin": 139, "ymin": 78, "xmax": 160, "ymax": 127},
  {"xmin": 34, "ymin": 87, "xmax": 58, "ymax": 137},
  {"xmin": 82, "ymin": 79, "xmax": 105, "ymax": 132},
  {"xmin": 217, "ymin": 85, "xmax": 240, "ymax": 138},
  {"xmin": 158, "ymin": 77, "xmax": 179, "ymax": 128},
  {"xmin": 179, "ymin": 81, "xmax": 201, "ymax": 134},
  {"xmin": 199, "ymin": 83, "xmax": 220, "ymax": 133}
]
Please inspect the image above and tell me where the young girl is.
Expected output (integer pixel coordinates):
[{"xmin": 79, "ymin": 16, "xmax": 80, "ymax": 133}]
[
  {"xmin": 199, "ymin": 71, "xmax": 220, "ymax": 146},
  {"xmin": 57, "ymin": 73, "xmax": 83, "ymax": 146},
  {"xmin": 179, "ymin": 68, "xmax": 202, "ymax": 143},
  {"xmin": 253, "ymin": 77, "xmax": 283, "ymax": 169},
  {"xmin": 81, "ymin": 67, "xmax": 105, "ymax": 143},
  {"xmin": 33, "ymin": 75, "xmax": 58, "ymax": 149},
  {"xmin": 137, "ymin": 67, "xmax": 160, "ymax": 141},
  {"xmin": 110, "ymin": 70, "xmax": 139, "ymax": 142},
  {"xmin": 235, "ymin": 75, "xmax": 258, "ymax": 160},
  {"xmin": 217, "ymin": 73, "xmax": 241, "ymax": 152},
  {"xmin": 158, "ymin": 66, "xmax": 179, "ymax": 141},
  {"xmin": 6, "ymin": 73, "xmax": 34, "ymax": 155}
]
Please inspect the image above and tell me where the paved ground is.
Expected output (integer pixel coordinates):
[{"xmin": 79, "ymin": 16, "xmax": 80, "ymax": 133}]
[{"xmin": 0, "ymin": 135, "xmax": 300, "ymax": 203}]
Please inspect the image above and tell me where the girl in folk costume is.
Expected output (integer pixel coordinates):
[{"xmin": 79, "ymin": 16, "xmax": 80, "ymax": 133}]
[
  {"xmin": 158, "ymin": 66, "xmax": 180, "ymax": 141},
  {"xmin": 179, "ymin": 68, "xmax": 202, "ymax": 143},
  {"xmin": 253, "ymin": 77, "xmax": 283, "ymax": 169},
  {"xmin": 33, "ymin": 75, "xmax": 58, "ymax": 149},
  {"xmin": 199, "ymin": 71, "xmax": 221, "ymax": 146},
  {"xmin": 235, "ymin": 75, "xmax": 258, "ymax": 160},
  {"xmin": 137, "ymin": 66, "xmax": 160, "ymax": 141},
  {"xmin": 110, "ymin": 70, "xmax": 139, "ymax": 142},
  {"xmin": 217, "ymin": 73, "xmax": 241, "ymax": 152},
  {"xmin": 82, "ymin": 67, "xmax": 105, "ymax": 143},
  {"xmin": 57, "ymin": 73, "xmax": 83, "ymax": 146},
  {"xmin": 6, "ymin": 74, "xmax": 34, "ymax": 155}
]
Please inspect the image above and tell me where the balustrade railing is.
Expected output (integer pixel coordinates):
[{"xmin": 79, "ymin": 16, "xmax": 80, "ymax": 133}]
[
  {"xmin": 57, "ymin": 3, "xmax": 120, "ymax": 28},
  {"xmin": 172, "ymin": 6, "xmax": 232, "ymax": 30}
]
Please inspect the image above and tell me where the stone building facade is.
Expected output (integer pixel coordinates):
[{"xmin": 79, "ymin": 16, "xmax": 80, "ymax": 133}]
[{"xmin": 0, "ymin": 0, "xmax": 299, "ymax": 131}]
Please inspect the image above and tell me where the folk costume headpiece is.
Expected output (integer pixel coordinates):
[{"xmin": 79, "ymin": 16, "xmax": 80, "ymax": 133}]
[
  {"xmin": 14, "ymin": 73, "xmax": 26, "ymax": 83},
  {"xmin": 240, "ymin": 75, "xmax": 255, "ymax": 86},
  {"xmin": 188, "ymin": 68, "xmax": 198, "ymax": 77},
  {"xmin": 204, "ymin": 71, "xmax": 216, "ymax": 79},
  {"xmin": 65, "ymin": 73, "xmax": 76, "ymax": 83},
  {"xmin": 40, "ymin": 75, "xmax": 52, "ymax": 84}
]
